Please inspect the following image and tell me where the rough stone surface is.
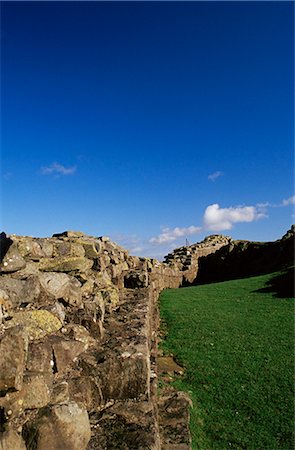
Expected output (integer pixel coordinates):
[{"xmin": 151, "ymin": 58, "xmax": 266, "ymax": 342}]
[
  {"xmin": 158, "ymin": 388, "xmax": 192, "ymax": 450},
  {"xmin": 39, "ymin": 256, "xmax": 93, "ymax": 273},
  {"xmin": 0, "ymin": 243, "xmax": 26, "ymax": 273},
  {"xmin": 0, "ymin": 327, "xmax": 28, "ymax": 392},
  {"xmin": 0, "ymin": 430, "xmax": 26, "ymax": 450},
  {"xmin": 24, "ymin": 402, "xmax": 91, "ymax": 450},
  {"xmin": 39, "ymin": 272, "xmax": 82, "ymax": 306},
  {"xmin": 4, "ymin": 310, "xmax": 62, "ymax": 340}
]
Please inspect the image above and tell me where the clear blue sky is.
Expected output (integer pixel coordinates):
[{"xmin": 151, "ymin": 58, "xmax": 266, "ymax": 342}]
[{"xmin": 1, "ymin": 1, "xmax": 294, "ymax": 259}]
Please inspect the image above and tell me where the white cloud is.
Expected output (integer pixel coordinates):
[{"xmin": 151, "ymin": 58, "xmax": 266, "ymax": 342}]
[
  {"xmin": 203, "ymin": 203, "xmax": 266, "ymax": 231},
  {"xmin": 208, "ymin": 171, "xmax": 223, "ymax": 182},
  {"xmin": 282, "ymin": 195, "xmax": 295, "ymax": 206},
  {"xmin": 149, "ymin": 225, "xmax": 201, "ymax": 245},
  {"xmin": 40, "ymin": 162, "xmax": 76, "ymax": 176}
]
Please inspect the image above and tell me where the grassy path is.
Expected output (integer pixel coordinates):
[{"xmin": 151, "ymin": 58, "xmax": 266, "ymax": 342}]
[{"xmin": 160, "ymin": 272, "xmax": 294, "ymax": 449}]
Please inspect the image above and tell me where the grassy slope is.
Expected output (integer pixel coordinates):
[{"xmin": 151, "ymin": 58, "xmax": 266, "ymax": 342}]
[{"xmin": 160, "ymin": 271, "xmax": 294, "ymax": 450}]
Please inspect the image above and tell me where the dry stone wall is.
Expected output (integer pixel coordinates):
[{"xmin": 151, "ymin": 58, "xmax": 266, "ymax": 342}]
[
  {"xmin": 163, "ymin": 235, "xmax": 231, "ymax": 284},
  {"xmin": 0, "ymin": 230, "xmax": 200, "ymax": 450},
  {"xmin": 2, "ymin": 228, "xmax": 290, "ymax": 449}
]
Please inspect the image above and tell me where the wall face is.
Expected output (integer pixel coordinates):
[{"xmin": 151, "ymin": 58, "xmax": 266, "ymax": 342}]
[
  {"xmin": 0, "ymin": 227, "xmax": 293, "ymax": 449},
  {"xmin": 163, "ymin": 235, "xmax": 231, "ymax": 284},
  {"xmin": 0, "ymin": 231, "xmax": 190, "ymax": 450}
]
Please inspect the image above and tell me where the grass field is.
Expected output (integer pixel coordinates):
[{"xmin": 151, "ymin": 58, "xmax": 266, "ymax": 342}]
[{"xmin": 160, "ymin": 270, "xmax": 294, "ymax": 449}]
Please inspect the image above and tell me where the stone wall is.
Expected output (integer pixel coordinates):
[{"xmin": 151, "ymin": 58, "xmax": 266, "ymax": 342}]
[
  {"xmin": 163, "ymin": 234, "xmax": 231, "ymax": 284},
  {"xmin": 1, "ymin": 228, "xmax": 292, "ymax": 449},
  {"xmin": 0, "ymin": 231, "xmax": 190, "ymax": 450},
  {"xmin": 195, "ymin": 226, "xmax": 295, "ymax": 285}
]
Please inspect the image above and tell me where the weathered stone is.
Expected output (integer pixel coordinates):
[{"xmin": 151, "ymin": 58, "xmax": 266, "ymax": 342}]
[
  {"xmin": 158, "ymin": 388, "xmax": 192, "ymax": 450},
  {"xmin": 87, "ymin": 400, "xmax": 160, "ymax": 450},
  {"xmin": 98, "ymin": 355, "xmax": 150, "ymax": 400},
  {"xmin": 158, "ymin": 356, "xmax": 184, "ymax": 376},
  {"xmin": 39, "ymin": 272, "xmax": 82, "ymax": 306},
  {"xmin": 81, "ymin": 278, "xmax": 95, "ymax": 298},
  {"xmin": 50, "ymin": 336, "xmax": 86, "ymax": 372},
  {"xmin": 25, "ymin": 402, "xmax": 91, "ymax": 450},
  {"xmin": 0, "ymin": 327, "xmax": 28, "ymax": 392},
  {"xmin": 68, "ymin": 376, "xmax": 103, "ymax": 409},
  {"xmin": 66, "ymin": 306, "xmax": 104, "ymax": 340},
  {"xmin": 46, "ymin": 301, "xmax": 66, "ymax": 323},
  {"xmin": 81, "ymin": 241, "xmax": 102, "ymax": 258},
  {"xmin": 99, "ymin": 236, "xmax": 109, "ymax": 242},
  {"xmin": 17, "ymin": 238, "xmax": 46, "ymax": 260},
  {"xmin": 4, "ymin": 310, "xmax": 62, "ymax": 340},
  {"xmin": 0, "ymin": 375, "xmax": 52, "ymax": 414},
  {"xmin": 0, "ymin": 278, "xmax": 24, "ymax": 309},
  {"xmin": 62, "ymin": 324, "xmax": 93, "ymax": 347},
  {"xmin": 0, "ymin": 430, "xmax": 26, "ymax": 450},
  {"xmin": 0, "ymin": 388, "xmax": 24, "ymax": 418},
  {"xmin": 1, "ymin": 375, "xmax": 51, "ymax": 415},
  {"xmin": 26, "ymin": 341, "xmax": 52, "ymax": 373},
  {"xmin": 0, "ymin": 243, "xmax": 26, "ymax": 273},
  {"xmin": 38, "ymin": 239, "xmax": 54, "ymax": 257},
  {"xmin": 51, "ymin": 381, "xmax": 69, "ymax": 404},
  {"xmin": 53, "ymin": 242, "xmax": 85, "ymax": 258},
  {"xmin": 23, "ymin": 376, "xmax": 51, "ymax": 409},
  {"xmin": 39, "ymin": 256, "xmax": 93, "ymax": 273},
  {"xmin": 101, "ymin": 286, "xmax": 119, "ymax": 312},
  {"xmin": 0, "ymin": 275, "xmax": 51, "ymax": 311},
  {"xmin": 0, "ymin": 289, "xmax": 10, "ymax": 323}
]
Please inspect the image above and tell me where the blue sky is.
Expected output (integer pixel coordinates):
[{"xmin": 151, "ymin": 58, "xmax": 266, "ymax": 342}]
[{"xmin": 1, "ymin": 1, "xmax": 294, "ymax": 259}]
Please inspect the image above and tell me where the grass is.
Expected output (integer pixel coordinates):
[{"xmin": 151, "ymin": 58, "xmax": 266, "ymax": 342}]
[{"xmin": 160, "ymin": 270, "xmax": 294, "ymax": 449}]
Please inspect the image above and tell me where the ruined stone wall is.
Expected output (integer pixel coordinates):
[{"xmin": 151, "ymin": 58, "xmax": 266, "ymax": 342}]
[
  {"xmin": 2, "ymin": 227, "xmax": 290, "ymax": 449},
  {"xmin": 163, "ymin": 234, "xmax": 231, "ymax": 284},
  {"xmin": 195, "ymin": 226, "xmax": 295, "ymax": 285},
  {"xmin": 0, "ymin": 231, "xmax": 191, "ymax": 450}
]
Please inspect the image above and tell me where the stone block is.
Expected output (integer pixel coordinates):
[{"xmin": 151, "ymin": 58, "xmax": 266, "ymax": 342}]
[
  {"xmin": 17, "ymin": 238, "xmax": 45, "ymax": 260},
  {"xmin": 0, "ymin": 327, "xmax": 28, "ymax": 392},
  {"xmin": 51, "ymin": 381, "xmax": 69, "ymax": 404},
  {"xmin": 0, "ymin": 243, "xmax": 26, "ymax": 273},
  {"xmin": 25, "ymin": 402, "xmax": 91, "ymax": 450},
  {"xmin": 39, "ymin": 256, "xmax": 93, "ymax": 273},
  {"xmin": 26, "ymin": 341, "xmax": 52, "ymax": 373},
  {"xmin": 39, "ymin": 272, "xmax": 82, "ymax": 306},
  {"xmin": 50, "ymin": 336, "xmax": 86, "ymax": 372},
  {"xmin": 23, "ymin": 376, "xmax": 51, "ymax": 409},
  {"xmin": 4, "ymin": 310, "xmax": 62, "ymax": 340}
]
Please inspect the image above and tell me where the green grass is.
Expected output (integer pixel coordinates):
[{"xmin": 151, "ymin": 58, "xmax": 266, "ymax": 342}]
[{"xmin": 160, "ymin": 271, "xmax": 294, "ymax": 450}]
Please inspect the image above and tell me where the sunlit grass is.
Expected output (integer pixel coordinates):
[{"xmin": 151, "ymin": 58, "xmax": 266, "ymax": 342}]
[{"xmin": 160, "ymin": 271, "xmax": 294, "ymax": 449}]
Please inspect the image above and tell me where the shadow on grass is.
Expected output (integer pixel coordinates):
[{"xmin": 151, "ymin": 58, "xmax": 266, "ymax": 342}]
[{"xmin": 254, "ymin": 267, "xmax": 295, "ymax": 298}]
